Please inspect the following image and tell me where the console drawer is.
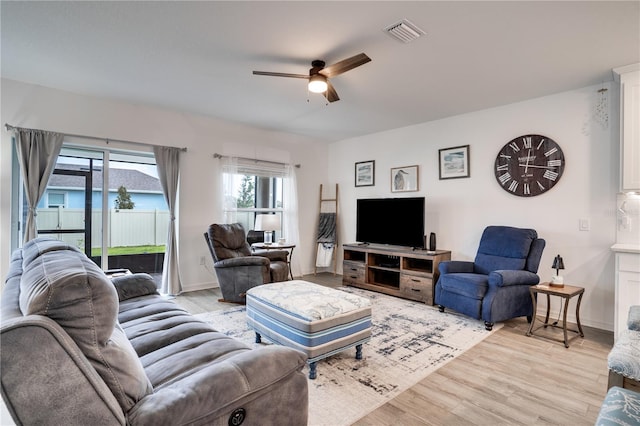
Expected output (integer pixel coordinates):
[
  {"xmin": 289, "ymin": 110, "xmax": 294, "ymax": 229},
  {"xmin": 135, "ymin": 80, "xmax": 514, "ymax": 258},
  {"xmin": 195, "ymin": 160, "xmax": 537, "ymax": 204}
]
[
  {"xmin": 343, "ymin": 261, "xmax": 365, "ymax": 285},
  {"xmin": 399, "ymin": 274, "xmax": 432, "ymax": 304}
]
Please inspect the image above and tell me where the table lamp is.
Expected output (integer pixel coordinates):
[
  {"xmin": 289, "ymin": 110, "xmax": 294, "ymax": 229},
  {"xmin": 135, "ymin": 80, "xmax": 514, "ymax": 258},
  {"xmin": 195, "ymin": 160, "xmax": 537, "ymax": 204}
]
[
  {"xmin": 550, "ymin": 254, "xmax": 565, "ymax": 287},
  {"xmin": 254, "ymin": 214, "xmax": 280, "ymax": 245}
]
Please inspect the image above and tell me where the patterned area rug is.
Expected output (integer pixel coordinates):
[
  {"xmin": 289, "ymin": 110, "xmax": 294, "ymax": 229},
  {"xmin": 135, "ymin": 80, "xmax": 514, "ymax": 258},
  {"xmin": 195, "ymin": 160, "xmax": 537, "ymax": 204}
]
[{"xmin": 194, "ymin": 287, "xmax": 501, "ymax": 426}]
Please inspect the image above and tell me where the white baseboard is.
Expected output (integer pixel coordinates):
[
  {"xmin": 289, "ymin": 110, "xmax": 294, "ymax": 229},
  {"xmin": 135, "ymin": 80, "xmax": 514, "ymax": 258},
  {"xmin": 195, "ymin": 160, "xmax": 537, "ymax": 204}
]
[{"xmin": 181, "ymin": 281, "xmax": 218, "ymax": 293}]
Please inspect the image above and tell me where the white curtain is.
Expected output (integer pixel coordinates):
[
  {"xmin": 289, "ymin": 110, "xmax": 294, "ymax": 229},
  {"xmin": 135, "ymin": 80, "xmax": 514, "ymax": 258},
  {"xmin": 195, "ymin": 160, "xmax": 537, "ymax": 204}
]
[
  {"xmin": 282, "ymin": 165, "xmax": 301, "ymax": 278},
  {"xmin": 13, "ymin": 128, "xmax": 64, "ymax": 243},
  {"xmin": 221, "ymin": 156, "xmax": 239, "ymax": 223},
  {"xmin": 153, "ymin": 146, "xmax": 183, "ymax": 296}
]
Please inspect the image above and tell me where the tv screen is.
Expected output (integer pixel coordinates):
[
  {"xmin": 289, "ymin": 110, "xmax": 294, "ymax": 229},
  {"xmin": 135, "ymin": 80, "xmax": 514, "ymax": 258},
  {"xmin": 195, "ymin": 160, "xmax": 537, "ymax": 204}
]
[{"xmin": 356, "ymin": 197, "xmax": 425, "ymax": 248}]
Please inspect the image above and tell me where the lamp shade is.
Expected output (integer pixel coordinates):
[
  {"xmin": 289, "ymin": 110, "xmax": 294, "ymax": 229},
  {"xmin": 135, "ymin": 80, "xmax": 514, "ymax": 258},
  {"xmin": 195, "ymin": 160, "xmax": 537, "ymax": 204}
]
[
  {"xmin": 254, "ymin": 214, "xmax": 281, "ymax": 231},
  {"xmin": 552, "ymin": 254, "xmax": 565, "ymax": 271}
]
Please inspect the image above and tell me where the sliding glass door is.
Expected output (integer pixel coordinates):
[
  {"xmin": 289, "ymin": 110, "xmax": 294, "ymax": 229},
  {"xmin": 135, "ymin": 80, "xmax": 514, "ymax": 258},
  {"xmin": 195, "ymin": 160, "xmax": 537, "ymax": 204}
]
[
  {"xmin": 14, "ymin": 144, "xmax": 167, "ymax": 274},
  {"xmin": 37, "ymin": 166, "xmax": 94, "ymax": 257}
]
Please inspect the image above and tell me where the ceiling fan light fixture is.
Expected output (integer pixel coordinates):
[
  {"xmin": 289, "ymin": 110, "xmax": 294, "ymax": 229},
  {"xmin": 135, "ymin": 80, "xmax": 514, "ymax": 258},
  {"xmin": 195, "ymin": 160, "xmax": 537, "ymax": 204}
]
[{"xmin": 308, "ymin": 74, "xmax": 328, "ymax": 93}]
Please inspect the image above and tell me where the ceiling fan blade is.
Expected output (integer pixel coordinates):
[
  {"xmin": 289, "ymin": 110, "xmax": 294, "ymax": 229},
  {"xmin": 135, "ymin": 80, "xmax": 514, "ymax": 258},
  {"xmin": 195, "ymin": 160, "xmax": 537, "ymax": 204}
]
[
  {"xmin": 320, "ymin": 53, "xmax": 371, "ymax": 78},
  {"xmin": 324, "ymin": 81, "xmax": 340, "ymax": 103},
  {"xmin": 252, "ymin": 71, "xmax": 309, "ymax": 79}
]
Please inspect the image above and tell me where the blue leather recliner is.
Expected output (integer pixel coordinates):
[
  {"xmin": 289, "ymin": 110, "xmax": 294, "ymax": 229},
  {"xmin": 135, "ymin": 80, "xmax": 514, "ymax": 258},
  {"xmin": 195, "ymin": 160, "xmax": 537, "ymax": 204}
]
[{"xmin": 435, "ymin": 226, "xmax": 546, "ymax": 330}]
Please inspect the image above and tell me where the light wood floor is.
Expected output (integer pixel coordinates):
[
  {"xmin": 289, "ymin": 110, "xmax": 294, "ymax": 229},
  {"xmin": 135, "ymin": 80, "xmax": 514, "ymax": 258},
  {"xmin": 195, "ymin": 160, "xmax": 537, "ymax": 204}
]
[{"xmin": 175, "ymin": 273, "xmax": 613, "ymax": 426}]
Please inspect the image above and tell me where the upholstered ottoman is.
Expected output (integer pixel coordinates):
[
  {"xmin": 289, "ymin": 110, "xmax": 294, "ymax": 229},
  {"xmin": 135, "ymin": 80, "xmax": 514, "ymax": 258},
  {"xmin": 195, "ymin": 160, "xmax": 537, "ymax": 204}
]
[{"xmin": 246, "ymin": 280, "xmax": 372, "ymax": 379}]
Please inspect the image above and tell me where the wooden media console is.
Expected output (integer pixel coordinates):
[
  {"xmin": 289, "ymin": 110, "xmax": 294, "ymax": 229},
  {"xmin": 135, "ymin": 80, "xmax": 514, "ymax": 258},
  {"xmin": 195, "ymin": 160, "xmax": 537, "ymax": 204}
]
[{"xmin": 342, "ymin": 244, "xmax": 451, "ymax": 305}]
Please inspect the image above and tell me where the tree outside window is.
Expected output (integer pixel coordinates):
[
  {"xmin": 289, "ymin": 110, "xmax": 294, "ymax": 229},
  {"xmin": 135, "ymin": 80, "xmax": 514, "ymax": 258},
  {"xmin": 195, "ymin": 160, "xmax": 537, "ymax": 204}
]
[
  {"xmin": 237, "ymin": 175, "xmax": 255, "ymax": 208},
  {"xmin": 114, "ymin": 185, "xmax": 135, "ymax": 210}
]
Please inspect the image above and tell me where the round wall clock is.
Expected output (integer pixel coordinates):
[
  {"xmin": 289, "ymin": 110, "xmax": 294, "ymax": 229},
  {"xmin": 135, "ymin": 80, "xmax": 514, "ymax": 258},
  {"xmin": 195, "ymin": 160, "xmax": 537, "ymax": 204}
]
[{"xmin": 494, "ymin": 134, "xmax": 565, "ymax": 197}]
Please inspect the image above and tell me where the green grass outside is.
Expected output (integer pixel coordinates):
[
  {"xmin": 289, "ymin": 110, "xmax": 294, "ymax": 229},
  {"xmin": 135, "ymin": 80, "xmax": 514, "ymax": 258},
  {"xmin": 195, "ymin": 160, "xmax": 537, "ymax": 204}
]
[{"xmin": 91, "ymin": 245, "xmax": 165, "ymax": 256}]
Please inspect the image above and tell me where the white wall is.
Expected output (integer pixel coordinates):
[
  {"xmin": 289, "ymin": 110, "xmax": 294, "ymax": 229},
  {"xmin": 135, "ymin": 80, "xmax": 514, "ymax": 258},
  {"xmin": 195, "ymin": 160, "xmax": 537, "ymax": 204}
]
[
  {"xmin": 1, "ymin": 78, "xmax": 621, "ymax": 331},
  {"xmin": 329, "ymin": 82, "xmax": 620, "ymax": 331},
  {"xmin": 0, "ymin": 79, "xmax": 330, "ymax": 291}
]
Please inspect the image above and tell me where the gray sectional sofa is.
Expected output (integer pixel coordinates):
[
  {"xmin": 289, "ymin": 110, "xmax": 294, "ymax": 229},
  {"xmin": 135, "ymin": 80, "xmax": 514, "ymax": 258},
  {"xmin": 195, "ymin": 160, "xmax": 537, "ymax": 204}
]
[{"xmin": 1, "ymin": 237, "xmax": 308, "ymax": 425}]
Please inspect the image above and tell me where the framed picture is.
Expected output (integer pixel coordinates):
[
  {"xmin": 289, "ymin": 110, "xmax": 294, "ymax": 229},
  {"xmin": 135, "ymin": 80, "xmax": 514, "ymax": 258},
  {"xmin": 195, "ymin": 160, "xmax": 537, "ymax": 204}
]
[
  {"xmin": 391, "ymin": 165, "xmax": 419, "ymax": 192},
  {"xmin": 439, "ymin": 145, "xmax": 470, "ymax": 180},
  {"xmin": 355, "ymin": 160, "xmax": 375, "ymax": 187}
]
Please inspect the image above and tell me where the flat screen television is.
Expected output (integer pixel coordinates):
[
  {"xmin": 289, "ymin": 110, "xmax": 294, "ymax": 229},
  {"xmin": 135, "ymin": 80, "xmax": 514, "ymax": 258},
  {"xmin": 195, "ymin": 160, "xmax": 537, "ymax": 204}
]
[{"xmin": 356, "ymin": 197, "xmax": 425, "ymax": 248}]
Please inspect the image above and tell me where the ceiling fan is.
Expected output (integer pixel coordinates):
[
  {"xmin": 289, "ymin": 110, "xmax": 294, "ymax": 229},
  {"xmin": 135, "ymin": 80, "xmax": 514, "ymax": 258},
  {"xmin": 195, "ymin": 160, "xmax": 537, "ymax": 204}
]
[{"xmin": 253, "ymin": 53, "xmax": 371, "ymax": 103}]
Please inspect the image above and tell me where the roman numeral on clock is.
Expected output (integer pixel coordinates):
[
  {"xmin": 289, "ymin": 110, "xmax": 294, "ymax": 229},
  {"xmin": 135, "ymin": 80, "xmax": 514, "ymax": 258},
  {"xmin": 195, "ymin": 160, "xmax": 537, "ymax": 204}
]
[
  {"xmin": 496, "ymin": 164, "xmax": 509, "ymax": 171},
  {"xmin": 522, "ymin": 136, "xmax": 532, "ymax": 149},
  {"xmin": 499, "ymin": 172, "xmax": 511, "ymax": 185},
  {"xmin": 536, "ymin": 138, "xmax": 546, "ymax": 150},
  {"xmin": 508, "ymin": 180, "xmax": 519, "ymax": 192},
  {"xmin": 544, "ymin": 147, "xmax": 558, "ymax": 157},
  {"xmin": 547, "ymin": 159, "xmax": 562, "ymax": 167},
  {"xmin": 537, "ymin": 181, "xmax": 546, "ymax": 191},
  {"xmin": 543, "ymin": 170, "xmax": 559, "ymax": 181},
  {"xmin": 509, "ymin": 142, "xmax": 520, "ymax": 152},
  {"xmin": 524, "ymin": 183, "xmax": 530, "ymax": 195}
]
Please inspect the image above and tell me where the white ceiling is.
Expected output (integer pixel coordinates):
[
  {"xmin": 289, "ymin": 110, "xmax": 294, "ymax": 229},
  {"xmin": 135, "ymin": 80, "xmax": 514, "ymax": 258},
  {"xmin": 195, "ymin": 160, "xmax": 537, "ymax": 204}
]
[{"xmin": 1, "ymin": 1, "xmax": 639, "ymax": 142}]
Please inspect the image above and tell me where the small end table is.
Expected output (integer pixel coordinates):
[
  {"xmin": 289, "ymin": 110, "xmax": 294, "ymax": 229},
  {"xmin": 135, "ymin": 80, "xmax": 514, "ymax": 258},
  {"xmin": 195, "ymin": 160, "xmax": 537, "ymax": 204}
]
[
  {"xmin": 251, "ymin": 242, "xmax": 296, "ymax": 280},
  {"xmin": 526, "ymin": 283, "xmax": 585, "ymax": 348}
]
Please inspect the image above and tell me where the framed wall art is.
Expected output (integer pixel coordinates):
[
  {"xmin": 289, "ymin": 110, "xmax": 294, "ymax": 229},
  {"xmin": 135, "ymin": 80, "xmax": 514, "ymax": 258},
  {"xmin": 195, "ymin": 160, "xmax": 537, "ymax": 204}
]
[
  {"xmin": 439, "ymin": 145, "xmax": 470, "ymax": 180},
  {"xmin": 355, "ymin": 160, "xmax": 375, "ymax": 187},
  {"xmin": 391, "ymin": 165, "xmax": 419, "ymax": 192}
]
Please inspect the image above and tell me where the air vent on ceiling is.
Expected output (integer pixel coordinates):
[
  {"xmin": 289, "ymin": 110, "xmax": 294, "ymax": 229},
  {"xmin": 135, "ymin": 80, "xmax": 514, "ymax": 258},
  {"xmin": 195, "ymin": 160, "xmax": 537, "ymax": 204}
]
[{"xmin": 384, "ymin": 19, "xmax": 425, "ymax": 43}]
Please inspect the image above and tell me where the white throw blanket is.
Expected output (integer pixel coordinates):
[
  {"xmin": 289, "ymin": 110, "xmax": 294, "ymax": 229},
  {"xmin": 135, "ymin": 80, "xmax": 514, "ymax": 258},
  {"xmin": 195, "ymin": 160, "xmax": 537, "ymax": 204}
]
[{"xmin": 315, "ymin": 243, "xmax": 334, "ymax": 267}]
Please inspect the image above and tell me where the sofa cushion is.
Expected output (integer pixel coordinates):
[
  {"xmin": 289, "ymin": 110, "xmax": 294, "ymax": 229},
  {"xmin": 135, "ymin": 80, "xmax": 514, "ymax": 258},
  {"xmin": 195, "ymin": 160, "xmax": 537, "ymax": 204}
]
[
  {"xmin": 112, "ymin": 273, "xmax": 159, "ymax": 301},
  {"xmin": 19, "ymin": 243, "xmax": 153, "ymax": 413},
  {"xmin": 439, "ymin": 273, "xmax": 488, "ymax": 299},
  {"xmin": 119, "ymin": 294, "xmax": 253, "ymax": 387},
  {"xmin": 208, "ymin": 223, "xmax": 252, "ymax": 260},
  {"xmin": 474, "ymin": 226, "xmax": 536, "ymax": 274}
]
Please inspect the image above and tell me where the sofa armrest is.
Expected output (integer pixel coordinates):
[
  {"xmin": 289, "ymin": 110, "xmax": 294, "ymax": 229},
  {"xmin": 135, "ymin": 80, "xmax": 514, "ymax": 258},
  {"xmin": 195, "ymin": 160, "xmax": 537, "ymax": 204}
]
[
  {"xmin": 214, "ymin": 256, "xmax": 270, "ymax": 269},
  {"xmin": 439, "ymin": 261, "xmax": 474, "ymax": 274},
  {"xmin": 1, "ymin": 316, "xmax": 125, "ymax": 425},
  {"xmin": 111, "ymin": 273, "xmax": 159, "ymax": 301},
  {"xmin": 488, "ymin": 270, "xmax": 540, "ymax": 287},
  {"xmin": 128, "ymin": 346, "xmax": 308, "ymax": 425}
]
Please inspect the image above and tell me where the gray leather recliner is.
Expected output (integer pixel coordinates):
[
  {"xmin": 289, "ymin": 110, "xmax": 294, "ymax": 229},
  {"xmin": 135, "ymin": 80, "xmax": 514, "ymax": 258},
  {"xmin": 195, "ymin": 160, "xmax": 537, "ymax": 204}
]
[{"xmin": 204, "ymin": 223, "xmax": 289, "ymax": 303}]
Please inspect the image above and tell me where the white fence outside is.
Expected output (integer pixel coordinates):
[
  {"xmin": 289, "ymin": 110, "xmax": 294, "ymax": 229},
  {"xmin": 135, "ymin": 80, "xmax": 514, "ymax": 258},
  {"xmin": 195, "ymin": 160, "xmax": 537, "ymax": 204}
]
[{"xmin": 36, "ymin": 208, "xmax": 169, "ymax": 249}]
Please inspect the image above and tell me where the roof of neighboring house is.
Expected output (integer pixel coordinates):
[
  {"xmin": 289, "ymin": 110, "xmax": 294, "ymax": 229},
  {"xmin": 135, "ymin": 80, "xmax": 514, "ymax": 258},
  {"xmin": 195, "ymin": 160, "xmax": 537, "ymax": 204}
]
[{"xmin": 48, "ymin": 164, "xmax": 163, "ymax": 192}]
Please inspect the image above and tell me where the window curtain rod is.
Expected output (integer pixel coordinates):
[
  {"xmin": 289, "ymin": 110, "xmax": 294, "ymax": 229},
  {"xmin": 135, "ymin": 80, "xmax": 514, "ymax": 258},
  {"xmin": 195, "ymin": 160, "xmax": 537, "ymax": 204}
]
[
  {"xmin": 213, "ymin": 153, "xmax": 300, "ymax": 168},
  {"xmin": 4, "ymin": 123, "xmax": 187, "ymax": 152}
]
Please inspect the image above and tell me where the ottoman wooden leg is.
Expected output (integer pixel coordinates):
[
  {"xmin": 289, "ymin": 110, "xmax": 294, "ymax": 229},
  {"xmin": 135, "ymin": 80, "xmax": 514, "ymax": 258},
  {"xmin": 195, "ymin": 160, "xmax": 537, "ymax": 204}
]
[
  {"xmin": 309, "ymin": 362, "xmax": 317, "ymax": 380},
  {"xmin": 355, "ymin": 344, "xmax": 363, "ymax": 360},
  {"xmin": 309, "ymin": 362, "xmax": 318, "ymax": 380},
  {"xmin": 255, "ymin": 332, "xmax": 262, "ymax": 343}
]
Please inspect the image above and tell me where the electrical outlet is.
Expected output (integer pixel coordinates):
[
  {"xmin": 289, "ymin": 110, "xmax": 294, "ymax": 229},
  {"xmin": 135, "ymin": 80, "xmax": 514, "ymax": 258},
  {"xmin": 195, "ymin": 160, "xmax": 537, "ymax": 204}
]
[
  {"xmin": 199, "ymin": 256, "xmax": 205, "ymax": 265},
  {"xmin": 579, "ymin": 218, "xmax": 590, "ymax": 231}
]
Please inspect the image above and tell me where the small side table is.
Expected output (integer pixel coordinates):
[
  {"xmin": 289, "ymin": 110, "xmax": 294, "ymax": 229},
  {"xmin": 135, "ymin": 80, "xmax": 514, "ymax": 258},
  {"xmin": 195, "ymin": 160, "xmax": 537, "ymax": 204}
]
[
  {"xmin": 526, "ymin": 283, "xmax": 585, "ymax": 348},
  {"xmin": 252, "ymin": 243, "xmax": 296, "ymax": 280}
]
